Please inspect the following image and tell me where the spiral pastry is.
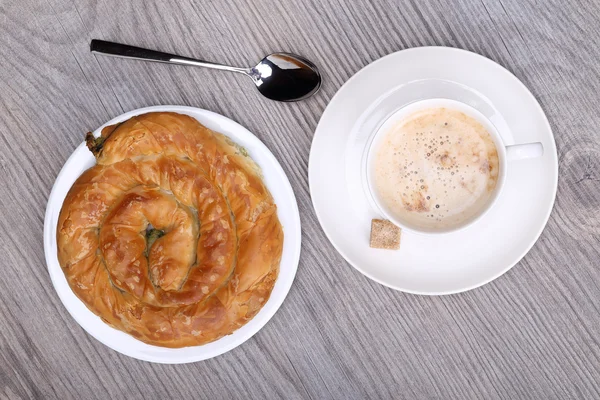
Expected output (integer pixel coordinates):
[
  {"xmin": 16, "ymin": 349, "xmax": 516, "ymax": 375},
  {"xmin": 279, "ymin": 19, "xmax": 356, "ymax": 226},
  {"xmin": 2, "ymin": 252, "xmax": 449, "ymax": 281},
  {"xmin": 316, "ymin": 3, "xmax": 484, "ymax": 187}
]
[{"xmin": 57, "ymin": 112, "xmax": 283, "ymax": 348}]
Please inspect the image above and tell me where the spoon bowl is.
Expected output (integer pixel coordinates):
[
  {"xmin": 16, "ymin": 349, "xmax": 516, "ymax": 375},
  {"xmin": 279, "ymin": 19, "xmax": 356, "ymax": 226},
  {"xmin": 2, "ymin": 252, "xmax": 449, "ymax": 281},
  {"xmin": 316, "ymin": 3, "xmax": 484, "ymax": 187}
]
[{"xmin": 250, "ymin": 53, "xmax": 321, "ymax": 102}]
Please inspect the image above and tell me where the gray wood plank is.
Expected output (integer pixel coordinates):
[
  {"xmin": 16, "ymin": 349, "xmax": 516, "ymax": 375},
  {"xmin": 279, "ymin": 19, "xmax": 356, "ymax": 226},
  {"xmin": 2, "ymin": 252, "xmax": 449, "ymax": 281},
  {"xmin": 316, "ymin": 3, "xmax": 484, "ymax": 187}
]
[{"xmin": 1, "ymin": 0, "xmax": 599, "ymax": 398}]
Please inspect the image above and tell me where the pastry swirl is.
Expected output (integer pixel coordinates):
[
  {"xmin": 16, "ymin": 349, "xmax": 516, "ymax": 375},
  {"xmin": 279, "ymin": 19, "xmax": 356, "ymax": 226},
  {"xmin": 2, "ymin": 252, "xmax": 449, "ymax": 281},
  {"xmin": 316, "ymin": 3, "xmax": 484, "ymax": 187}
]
[{"xmin": 57, "ymin": 112, "xmax": 283, "ymax": 347}]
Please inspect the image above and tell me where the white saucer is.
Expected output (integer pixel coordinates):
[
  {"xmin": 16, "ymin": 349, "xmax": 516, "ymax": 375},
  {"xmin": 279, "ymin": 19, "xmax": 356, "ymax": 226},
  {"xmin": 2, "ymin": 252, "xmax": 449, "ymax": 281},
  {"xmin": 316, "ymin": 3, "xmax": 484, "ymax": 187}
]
[
  {"xmin": 44, "ymin": 106, "xmax": 301, "ymax": 363},
  {"xmin": 309, "ymin": 47, "xmax": 557, "ymax": 295}
]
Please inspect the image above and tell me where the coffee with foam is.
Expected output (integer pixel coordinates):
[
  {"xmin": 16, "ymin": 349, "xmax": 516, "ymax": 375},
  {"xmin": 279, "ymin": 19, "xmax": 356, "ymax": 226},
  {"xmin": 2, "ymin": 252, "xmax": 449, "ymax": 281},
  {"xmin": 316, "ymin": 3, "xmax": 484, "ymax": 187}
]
[{"xmin": 372, "ymin": 107, "xmax": 499, "ymax": 231}]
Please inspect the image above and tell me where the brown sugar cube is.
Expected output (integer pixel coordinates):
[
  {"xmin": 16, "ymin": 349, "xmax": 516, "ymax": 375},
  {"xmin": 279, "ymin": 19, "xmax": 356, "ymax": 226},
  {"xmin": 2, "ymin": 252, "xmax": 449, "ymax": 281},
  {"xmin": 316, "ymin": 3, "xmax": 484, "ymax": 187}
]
[{"xmin": 370, "ymin": 219, "xmax": 401, "ymax": 250}]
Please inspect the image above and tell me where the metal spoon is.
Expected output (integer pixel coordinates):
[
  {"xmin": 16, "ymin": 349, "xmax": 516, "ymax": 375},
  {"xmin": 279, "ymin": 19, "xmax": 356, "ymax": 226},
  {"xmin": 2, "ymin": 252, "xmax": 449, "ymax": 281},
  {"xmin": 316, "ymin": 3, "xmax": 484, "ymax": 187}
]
[{"xmin": 90, "ymin": 39, "xmax": 321, "ymax": 102}]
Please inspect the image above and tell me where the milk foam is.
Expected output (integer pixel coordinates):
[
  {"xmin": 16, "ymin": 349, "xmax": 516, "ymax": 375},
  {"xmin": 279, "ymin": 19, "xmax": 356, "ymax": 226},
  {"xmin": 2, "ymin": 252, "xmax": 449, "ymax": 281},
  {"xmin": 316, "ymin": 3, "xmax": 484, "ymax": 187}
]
[{"xmin": 372, "ymin": 107, "xmax": 499, "ymax": 230}]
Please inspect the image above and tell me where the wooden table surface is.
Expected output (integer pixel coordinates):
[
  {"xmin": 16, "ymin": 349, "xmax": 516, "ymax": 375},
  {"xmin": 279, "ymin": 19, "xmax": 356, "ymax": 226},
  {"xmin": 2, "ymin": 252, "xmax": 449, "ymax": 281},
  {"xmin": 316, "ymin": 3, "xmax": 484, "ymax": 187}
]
[{"xmin": 2, "ymin": 0, "xmax": 600, "ymax": 398}]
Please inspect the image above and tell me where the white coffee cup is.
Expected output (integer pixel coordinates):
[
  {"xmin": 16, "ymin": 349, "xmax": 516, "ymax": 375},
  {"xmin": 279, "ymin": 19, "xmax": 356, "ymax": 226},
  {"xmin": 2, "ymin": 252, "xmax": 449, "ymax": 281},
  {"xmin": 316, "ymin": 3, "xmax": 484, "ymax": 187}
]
[{"xmin": 366, "ymin": 98, "xmax": 543, "ymax": 234}]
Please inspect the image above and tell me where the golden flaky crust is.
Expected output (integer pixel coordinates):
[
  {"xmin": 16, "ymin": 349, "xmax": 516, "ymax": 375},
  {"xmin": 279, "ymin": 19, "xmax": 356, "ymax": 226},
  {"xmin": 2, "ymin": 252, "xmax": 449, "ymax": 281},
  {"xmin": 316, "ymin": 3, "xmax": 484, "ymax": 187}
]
[{"xmin": 57, "ymin": 112, "xmax": 283, "ymax": 348}]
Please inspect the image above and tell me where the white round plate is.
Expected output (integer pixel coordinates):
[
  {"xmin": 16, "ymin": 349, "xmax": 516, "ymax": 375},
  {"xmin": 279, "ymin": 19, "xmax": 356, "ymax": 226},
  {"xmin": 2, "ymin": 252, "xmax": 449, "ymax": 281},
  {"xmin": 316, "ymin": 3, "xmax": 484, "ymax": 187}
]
[
  {"xmin": 44, "ymin": 105, "xmax": 301, "ymax": 363},
  {"xmin": 309, "ymin": 47, "xmax": 558, "ymax": 295}
]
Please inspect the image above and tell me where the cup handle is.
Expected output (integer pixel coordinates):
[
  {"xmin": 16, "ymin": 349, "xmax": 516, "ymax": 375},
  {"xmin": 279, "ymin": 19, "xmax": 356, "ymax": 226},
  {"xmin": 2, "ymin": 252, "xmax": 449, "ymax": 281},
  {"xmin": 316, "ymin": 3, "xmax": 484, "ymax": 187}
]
[{"xmin": 505, "ymin": 142, "xmax": 544, "ymax": 162}]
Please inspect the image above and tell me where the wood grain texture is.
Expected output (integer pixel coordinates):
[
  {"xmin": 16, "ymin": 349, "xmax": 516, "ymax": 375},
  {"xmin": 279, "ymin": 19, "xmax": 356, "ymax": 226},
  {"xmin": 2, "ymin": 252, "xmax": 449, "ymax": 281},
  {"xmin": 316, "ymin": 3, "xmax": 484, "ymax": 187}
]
[{"xmin": 1, "ymin": 0, "xmax": 599, "ymax": 398}]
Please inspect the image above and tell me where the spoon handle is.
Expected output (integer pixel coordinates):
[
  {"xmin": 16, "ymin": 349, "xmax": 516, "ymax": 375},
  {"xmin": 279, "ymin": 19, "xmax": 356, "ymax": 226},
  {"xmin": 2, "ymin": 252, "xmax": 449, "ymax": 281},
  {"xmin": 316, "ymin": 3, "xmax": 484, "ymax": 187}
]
[{"xmin": 90, "ymin": 40, "xmax": 249, "ymax": 74}]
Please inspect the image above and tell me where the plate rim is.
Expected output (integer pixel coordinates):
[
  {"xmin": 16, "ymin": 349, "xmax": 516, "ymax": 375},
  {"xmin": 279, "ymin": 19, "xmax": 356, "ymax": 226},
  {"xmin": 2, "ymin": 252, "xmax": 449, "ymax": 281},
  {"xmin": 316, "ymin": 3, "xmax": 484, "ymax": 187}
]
[
  {"xmin": 308, "ymin": 46, "xmax": 558, "ymax": 295},
  {"xmin": 44, "ymin": 105, "xmax": 301, "ymax": 363}
]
